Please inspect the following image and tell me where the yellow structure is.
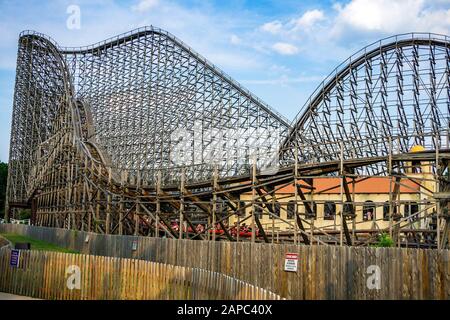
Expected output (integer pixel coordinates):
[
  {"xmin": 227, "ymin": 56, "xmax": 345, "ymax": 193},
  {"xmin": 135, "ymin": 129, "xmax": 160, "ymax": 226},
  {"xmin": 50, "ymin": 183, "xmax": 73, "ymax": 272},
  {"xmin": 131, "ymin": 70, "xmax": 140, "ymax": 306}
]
[{"xmin": 231, "ymin": 147, "xmax": 436, "ymax": 235}]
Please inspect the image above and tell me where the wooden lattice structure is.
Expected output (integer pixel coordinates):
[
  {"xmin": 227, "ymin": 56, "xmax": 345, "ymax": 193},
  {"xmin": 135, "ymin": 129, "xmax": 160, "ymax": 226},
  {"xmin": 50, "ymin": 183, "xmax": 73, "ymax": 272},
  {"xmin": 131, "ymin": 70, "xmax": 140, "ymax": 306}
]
[{"xmin": 5, "ymin": 28, "xmax": 450, "ymax": 248}]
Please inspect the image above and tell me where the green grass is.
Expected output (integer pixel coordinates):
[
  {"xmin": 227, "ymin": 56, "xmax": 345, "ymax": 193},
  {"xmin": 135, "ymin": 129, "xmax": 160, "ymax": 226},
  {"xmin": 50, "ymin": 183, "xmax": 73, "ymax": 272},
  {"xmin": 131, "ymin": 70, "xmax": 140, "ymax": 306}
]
[{"xmin": 0, "ymin": 233, "xmax": 78, "ymax": 253}]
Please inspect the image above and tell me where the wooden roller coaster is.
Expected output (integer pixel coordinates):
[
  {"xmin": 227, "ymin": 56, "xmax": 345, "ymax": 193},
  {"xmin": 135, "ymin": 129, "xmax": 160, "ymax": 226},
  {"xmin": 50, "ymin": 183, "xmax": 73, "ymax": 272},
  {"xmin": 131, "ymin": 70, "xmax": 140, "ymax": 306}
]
[{"xmin": 5, "ymin": 28, "xmax": 450, "ymax": 249}]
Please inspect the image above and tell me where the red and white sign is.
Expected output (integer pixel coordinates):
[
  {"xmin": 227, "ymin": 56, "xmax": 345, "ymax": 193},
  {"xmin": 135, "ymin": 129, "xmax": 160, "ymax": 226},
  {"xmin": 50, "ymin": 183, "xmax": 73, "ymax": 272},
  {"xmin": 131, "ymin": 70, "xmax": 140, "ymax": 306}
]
[{"xmin": 284, "ymin": 253, "xmax": 298, "ymax": 272}]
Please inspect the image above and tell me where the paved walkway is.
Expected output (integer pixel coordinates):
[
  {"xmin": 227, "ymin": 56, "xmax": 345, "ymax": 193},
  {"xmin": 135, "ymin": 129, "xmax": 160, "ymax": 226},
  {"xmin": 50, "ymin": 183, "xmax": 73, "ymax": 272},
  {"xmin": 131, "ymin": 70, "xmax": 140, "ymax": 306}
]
[{"xmin": 0, "ymin": 292, "xmax": 40, "ymax": 300}]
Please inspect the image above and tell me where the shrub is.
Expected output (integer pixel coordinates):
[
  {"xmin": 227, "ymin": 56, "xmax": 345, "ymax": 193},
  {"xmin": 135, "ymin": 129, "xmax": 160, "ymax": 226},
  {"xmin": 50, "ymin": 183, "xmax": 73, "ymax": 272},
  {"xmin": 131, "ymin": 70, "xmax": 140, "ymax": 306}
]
[{"xmin": 376, "ymin": 233, "xmax": 394, "ymax": 247}]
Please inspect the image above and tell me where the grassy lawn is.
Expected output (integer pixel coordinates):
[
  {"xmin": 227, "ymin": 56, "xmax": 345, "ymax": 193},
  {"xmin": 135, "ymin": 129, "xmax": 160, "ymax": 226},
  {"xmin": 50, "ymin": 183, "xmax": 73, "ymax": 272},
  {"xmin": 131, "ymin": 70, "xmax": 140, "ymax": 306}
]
[{"xmin": 0, "ymin": 233, "xmax": 78, "ymax": 253}]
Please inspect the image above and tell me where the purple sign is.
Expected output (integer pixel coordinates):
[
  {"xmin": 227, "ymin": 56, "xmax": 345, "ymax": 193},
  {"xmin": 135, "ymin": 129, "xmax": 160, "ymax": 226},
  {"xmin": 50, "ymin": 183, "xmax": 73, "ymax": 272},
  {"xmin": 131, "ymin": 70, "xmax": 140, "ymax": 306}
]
[{"xmin": 10, "ymin": 249, "xmax": 20, "ymax": 268}]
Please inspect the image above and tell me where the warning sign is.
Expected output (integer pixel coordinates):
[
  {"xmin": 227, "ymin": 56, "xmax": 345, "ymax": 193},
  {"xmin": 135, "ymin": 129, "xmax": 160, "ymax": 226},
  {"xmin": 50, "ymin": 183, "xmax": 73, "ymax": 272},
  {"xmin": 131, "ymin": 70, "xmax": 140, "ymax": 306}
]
[
  {"xmin": 10, "ymin": 249, "xmax": 21, "ymax": 268},
  {"xmin": 284, "ymin": 253, "xmax": 298, "ymax": 272}
]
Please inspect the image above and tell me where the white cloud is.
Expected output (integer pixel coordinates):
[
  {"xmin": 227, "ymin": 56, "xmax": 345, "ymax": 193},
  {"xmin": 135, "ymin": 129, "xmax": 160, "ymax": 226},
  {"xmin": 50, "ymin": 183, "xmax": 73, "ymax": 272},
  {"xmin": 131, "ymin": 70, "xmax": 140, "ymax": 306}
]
[
  {"xmin": 230, "ymin": 34, "xmax": 241, "ymax": 45},
  {"xmin": 132, "ymin": 0, "xmax": 160, "ymax": 13},
  {"xmin": 0, "ymin": 1, "xmax": 274, "ymax": 77},
  {"xmin": 292, "ymin": 9, "xmax": 325, "ymax": 30},
  {"xmin": 261, "ymin": 21, "xmax": 283, "ymax": 34},
  {"xmin": 253, "ymin": 0, "xmax": 450, "ymax": 63},
  {"xmin": 272, "ymin": 42, "xmax": 299, "ymax": 55},
  {"xmin": 332, "ymin": 0, "xmax": 450, "ymax": 35},
  {"xmin": 257, "ymin": 0, "xmax": 450, "ymax": 41}
]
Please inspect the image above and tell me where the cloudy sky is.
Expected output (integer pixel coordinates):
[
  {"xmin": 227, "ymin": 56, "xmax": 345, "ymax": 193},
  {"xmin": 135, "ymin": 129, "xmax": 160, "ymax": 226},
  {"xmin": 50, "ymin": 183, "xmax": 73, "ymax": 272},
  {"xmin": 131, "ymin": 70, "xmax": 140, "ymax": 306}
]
[{"xmin": 1, "ymin": 0, "xmax": 450, "ymax": 162}]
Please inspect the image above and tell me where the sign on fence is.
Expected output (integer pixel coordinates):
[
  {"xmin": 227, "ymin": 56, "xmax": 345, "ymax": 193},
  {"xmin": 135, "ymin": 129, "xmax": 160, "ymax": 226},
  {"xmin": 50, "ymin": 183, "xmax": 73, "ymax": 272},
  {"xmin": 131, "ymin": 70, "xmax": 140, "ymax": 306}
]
[
  {"xmin": 10, "ymin": 249, "xmax": 21, "ymax": 268},
  {"xmin": 284, "ymin": 253, "xmax": 298, "ymax": 272}
]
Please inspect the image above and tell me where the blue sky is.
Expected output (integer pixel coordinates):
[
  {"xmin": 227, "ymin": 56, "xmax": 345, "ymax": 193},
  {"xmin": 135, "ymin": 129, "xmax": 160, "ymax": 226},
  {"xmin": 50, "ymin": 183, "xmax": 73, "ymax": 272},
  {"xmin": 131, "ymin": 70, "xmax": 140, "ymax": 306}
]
[{"xmin": 1, "ymin": 0, "xmax": 450, "ymax": 162}]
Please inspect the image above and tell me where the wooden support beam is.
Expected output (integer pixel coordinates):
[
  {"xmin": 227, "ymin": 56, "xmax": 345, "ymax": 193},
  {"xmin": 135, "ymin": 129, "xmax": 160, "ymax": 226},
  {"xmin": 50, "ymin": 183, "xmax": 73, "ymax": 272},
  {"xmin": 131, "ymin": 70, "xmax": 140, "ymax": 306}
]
[
  {"xmin": 296, "ymin": 183, "xmax": 313, "ymax": 217},
  {"xmin": 179, "ymin": 168, "xmax": 185, "ymax": 240},
  {"xmin": 391, "ymin": 176, "xmax": 402, "ymax": 244},
  {"xmin": 254, "ymin": 210, "xmax": 269, "ymax": 243},
  {"xmin": 295, "ymin": 214, "xmax": 310, "ymax": 245},
  {"xmin": 341, "ymin": 174, "xmax": 354, "ymax": 246},
  {"xmin": 139, "ymin": 203, "xmax": 175, "ymax": 239}
]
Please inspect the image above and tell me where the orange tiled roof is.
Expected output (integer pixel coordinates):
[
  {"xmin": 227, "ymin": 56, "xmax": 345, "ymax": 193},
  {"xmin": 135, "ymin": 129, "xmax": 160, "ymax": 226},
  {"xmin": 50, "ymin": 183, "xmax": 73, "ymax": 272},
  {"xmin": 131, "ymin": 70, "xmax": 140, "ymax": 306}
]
[{"xmin": 276, "ymin": 177, "xmax": 420, "ymax": 194}]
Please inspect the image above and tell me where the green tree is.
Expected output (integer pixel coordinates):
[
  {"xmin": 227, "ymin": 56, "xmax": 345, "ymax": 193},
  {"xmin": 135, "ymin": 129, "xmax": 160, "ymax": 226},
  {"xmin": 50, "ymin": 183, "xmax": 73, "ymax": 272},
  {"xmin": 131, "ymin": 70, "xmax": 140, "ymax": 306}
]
[
  {"xmin": 0, "ymin": 162, "xmax": 7, "ymax": 216},
  {"xmin": 376, "ymin": 233, "xmax": 394, "ymax": 247}
]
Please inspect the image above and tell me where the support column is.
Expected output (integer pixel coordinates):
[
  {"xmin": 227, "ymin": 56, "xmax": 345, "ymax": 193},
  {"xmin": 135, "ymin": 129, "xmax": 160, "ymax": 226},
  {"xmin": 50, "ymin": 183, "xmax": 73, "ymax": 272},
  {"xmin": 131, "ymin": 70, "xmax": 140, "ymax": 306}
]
[
  {"xmin": 339, "ymin": 141, "xmax": 344, "ymax": 246},
  {"xmin": 436, "ymin": 134, "xmax": 441, "ymax": 249},
  {"xmin": 135, "ymin": 171, "xmax": 141, "ymax": 236},
  {"xmin": 387, "ymin": 137, "xmax": 394, "ymax": 239},
  {"xmin": 212, "ymin": 166, "xmax": 218, "ymax": 242},
  {"xmin": 251, "ymin": 159, "xmax": 257, "ymax": 243},
  {"xmin": 179, "ymin": 168, "xmax": 185, "ymax": 240},
  {"xmin": 156, "ymin": 170, "xmax": 161, "ymax": 238},
  {"xmin": 119, "ymin": 170, "xmax": 125, "ymax": 235},
  {"xmin": 105, "ymin": 168, "xmax": 112, "ymax": 234},
  {"xmin": 294, "ymin": 145, "xmax": 299, "ymax": 244}
]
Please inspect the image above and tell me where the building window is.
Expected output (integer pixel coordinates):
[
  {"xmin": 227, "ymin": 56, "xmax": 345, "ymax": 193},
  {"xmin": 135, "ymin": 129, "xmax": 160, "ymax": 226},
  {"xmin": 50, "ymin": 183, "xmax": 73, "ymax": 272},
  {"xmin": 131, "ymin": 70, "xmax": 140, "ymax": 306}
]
[
  {"xmin": 343, "ymin": 202, "xmax": 354, "ymax": 217},
  {"xmin": 363, "ymin": 200, "xmax": 375, "ymax": 221},
  {"xmin": 412, "ymin": 203, "xmax": 419, "ymax": 219},
  {"xmin": 404, "ymin": 202, "xmax": 419, "ymax": 221},
  {"xmin": 267, "ymin": 203, "xmax": 273, "ymax": 216},
  {"xmin": 383, "ymin": 201, "xmax": 390, "ymax": 221},
  {"xmin": 287, "ymin": 201, "xmax": 295, "ymax": 219},
  {"xmin": 383, "ymin": 201, "xmax": 398, "ymax": 221},
  {"xmin": 306, "ymin": 201, "xmax": 317, "ymax": 219},
  {"xmin": 267, "ymin": 202, "xmax": 281, "ymax": 217},
  {"xmin": 274, "ymin": 202, "xmax": 281, "ymax": 217},
  {"xmin": 324, "ymin": 201, "xmax": 336, "ymax": 220}
]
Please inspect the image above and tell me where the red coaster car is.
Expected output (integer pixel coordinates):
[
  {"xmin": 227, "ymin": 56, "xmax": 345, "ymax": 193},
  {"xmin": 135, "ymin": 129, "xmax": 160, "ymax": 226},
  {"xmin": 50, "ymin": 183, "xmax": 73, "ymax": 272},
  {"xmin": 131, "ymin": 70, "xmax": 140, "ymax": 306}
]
[
  {"xmin": 238, "ymin": 229, "xmax": 259, "ymax": 237},
  {"xmin": 209, "ymin": 229, "xmax": 225, "ymax": 235}
]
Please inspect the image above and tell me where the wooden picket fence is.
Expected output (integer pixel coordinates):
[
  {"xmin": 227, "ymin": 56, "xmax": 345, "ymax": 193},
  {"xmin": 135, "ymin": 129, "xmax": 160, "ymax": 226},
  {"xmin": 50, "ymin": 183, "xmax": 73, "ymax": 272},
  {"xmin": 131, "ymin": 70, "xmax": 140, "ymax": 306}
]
[
  {"xmin": 1, "ymin": 224, "xmax": 449, "ymax": 299},
  {"xmin": 0, "ymin": 247, "xmax": 282, "ymax": 300}
]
